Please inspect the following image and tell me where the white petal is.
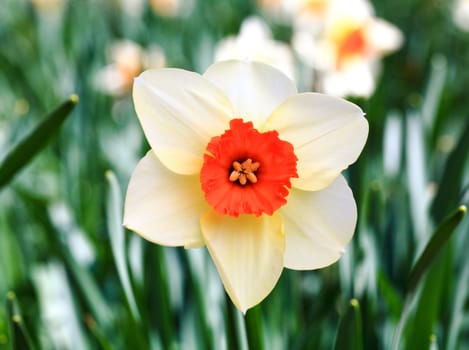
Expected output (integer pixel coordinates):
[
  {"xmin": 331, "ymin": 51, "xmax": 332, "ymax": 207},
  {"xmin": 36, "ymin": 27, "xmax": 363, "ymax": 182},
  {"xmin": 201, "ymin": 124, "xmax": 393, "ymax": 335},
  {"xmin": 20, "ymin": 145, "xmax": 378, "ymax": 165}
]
[
  {"xmin": 124, "ymin": 151, "xmax": 207, "ymax": 247},
  {"xmin": 326, "ymin": 0, "xmax": 374, "ymax": 22},
  {"xmin": 291, "ymin": 30, "xmax": 317, "ymax": 67},
  {"xmin": 203, "ymin": 60, "xmax": 296, "ymax": 128},
  {"xmin": 280, "ymin": 175, "xmax": 357, "ymax": 270},
  {"xmin": 239, "ymin": 16, "xmax": 272, "ymax": 41},
  {"xmin": 133, "ymin": 68, "xmax": 234, "ymax": 175},
  {"xmin": 321, "ymin": 61, "xmax": 376, "ymax": 97},
  {"xmin": 263, "ymin": 93, "xmax": 368, "ymax": 191},
  {"xmin": 215, "ymin": 21, "xmax": 296, "ymax": 82},
  {"xmin": 366, "ymin": 19, "xmax": 403, "ymax": 54},
  {"xmin": 200, "ymin": 211, "xmax": 285, "ymax": 313}
]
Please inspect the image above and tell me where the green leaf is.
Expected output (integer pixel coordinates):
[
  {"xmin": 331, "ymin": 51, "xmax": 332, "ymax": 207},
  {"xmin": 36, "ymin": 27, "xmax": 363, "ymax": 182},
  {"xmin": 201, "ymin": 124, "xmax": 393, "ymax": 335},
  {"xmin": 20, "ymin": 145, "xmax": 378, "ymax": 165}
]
[
  {"xmin": 1, "ymin": 294, "xmax": 12, "ymax": 350},
  {"xmin": 407, "ymin": 205, "xmax": 467, "ymax": 294},
  {"xmin": 422, "ymin": 55, "xmax": 447, "ymax": 131},
  {"xmin": 0, "ymin": 95, "xmax": 78, "ymax": 189},
  {"xmin": 16, "ymin": 188, "xmax": 114, "ymax": 330},
  {"xmin": 377, "ymin": 271, "xmax": 403, "ymax": 320},
  {"xmin": 5, "ymin": 292, "xmax": 37, "ymax": 350},
  {"xmin": 393, "ymin": 206, "xmax": 466, "ymax": 350},
  {"xmin": 404, "ymin": 246, "xmax": 450, "ymax": 350},
  {"xmin": 105, "ymin": 170, "xmax": 141, "ymax": 323},
  {"xmin": 446, "ymin": 260, "xmax": 469, "ymax": 350},
  {"xmin": 333, "ymin": 299, "xmax": 363, "ymax": 350},
  {"xmin": 431, "ymin": 119, "xmax": 469, "ymax": 222}
]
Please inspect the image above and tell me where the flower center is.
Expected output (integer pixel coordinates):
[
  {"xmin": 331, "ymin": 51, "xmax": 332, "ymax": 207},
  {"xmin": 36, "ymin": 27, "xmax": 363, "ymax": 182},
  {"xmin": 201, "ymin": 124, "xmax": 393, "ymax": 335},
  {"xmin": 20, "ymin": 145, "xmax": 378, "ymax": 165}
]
[
  {"xmin": 336, "ymin": 27, "xmax": 367, "ymax": 67},
  {"xmin": 200, "ymin": 119, "xmax": 298, "ymax": 217},
  {"xmin": 229, "ymin": 159, "xmax": 260, "ymax": 185},
  {"xmin": 301, "ymin": 0, "xmax": 327, "ymax": 16}
]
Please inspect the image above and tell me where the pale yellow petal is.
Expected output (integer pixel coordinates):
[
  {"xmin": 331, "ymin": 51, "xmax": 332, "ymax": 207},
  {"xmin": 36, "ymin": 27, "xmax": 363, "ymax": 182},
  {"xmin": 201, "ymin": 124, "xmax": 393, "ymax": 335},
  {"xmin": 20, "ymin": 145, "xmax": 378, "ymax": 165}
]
[
  {"xmin": 123, "ymin": 151, "xmax": 207, "ymax": 247},
  {"xmin": 133, "ymin": 68, "xmax": 234, "ymax": 175},
  {"xmin": 280, "ymin": 175, "xmax": 357, "ymax": 270},
  {"xmin": 200, "ymin": 211, "xmax": 285, "ymax": 313},
  {"xmin": 203, "ymin": 60, "xmax": 296, "ymax": 128},
  {"xmin": 263, "ymin": 93, "xmax": 368, "ymax": 191}
]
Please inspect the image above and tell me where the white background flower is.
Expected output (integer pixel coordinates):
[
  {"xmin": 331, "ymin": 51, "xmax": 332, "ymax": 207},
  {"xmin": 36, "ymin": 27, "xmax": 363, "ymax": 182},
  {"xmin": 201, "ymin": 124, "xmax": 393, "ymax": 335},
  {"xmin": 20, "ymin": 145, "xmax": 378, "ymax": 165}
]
[
  {"xmin": 292, "ymin": 0, "xmax": 402, "ymax": 97},
  {"xmin": 94, "ymin": 40, "xmax": 166, "ymax": 96},
  {"xmin": 215, "ymin": 16, "xmax": 296, "ymax": 82}
]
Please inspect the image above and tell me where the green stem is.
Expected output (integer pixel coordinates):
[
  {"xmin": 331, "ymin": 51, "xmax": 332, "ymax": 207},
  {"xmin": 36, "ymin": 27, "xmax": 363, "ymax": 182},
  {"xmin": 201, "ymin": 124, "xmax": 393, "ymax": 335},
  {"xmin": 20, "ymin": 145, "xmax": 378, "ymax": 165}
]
[
  {"xmin": 224, "ymin": 294, "xmax": 242, "ymax": 350},
  {"xmin": 244, "ymin": 305, "xmax": 264, "ymax": 350},
  {"xmin": 150, "ymin": 246, "xmax": 176, "ymax": 350},
  {"xmin": 180, "ymin": 251, "xmax": 214, "ymax": 350}
]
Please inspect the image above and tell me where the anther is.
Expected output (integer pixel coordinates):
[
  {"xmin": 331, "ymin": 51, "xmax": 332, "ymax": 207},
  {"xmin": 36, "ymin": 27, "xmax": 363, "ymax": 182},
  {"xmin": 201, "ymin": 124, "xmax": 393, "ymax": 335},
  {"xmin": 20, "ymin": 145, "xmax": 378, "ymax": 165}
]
[
  {"xmin": 229, "ymin": 158, "xmax": 260, "ymax": 185},
  {"xmin": 229, "ymin": 170, "xmax": 240, "ymax": 182}
]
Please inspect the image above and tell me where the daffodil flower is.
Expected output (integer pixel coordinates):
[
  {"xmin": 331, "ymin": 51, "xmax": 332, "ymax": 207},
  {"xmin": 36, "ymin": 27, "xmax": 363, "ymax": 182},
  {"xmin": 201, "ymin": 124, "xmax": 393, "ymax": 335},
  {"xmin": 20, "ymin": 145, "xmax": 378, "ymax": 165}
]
[
  {"xmin": 293, "ymin": 0, "xmax": 402, "ymax": 97},
  {"xmin": 124, "ymin": 59, "xmax": 368, "ymax": 312},
  {"xmin": 215, "ymin": 16, "xmax": 296, "ymax": 82},
  {"xmin": 94, "ymin": 40, "xmax": 166, "ymax": 96}
]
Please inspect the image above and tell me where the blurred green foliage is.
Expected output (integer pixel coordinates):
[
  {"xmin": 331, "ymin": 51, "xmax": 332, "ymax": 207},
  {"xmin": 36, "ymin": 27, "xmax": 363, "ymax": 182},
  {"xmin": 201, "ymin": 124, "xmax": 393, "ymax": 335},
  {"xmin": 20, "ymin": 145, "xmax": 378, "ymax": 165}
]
[{"xmin": 1, "ymin": 0, "xmax": 469, "ymax": 349}]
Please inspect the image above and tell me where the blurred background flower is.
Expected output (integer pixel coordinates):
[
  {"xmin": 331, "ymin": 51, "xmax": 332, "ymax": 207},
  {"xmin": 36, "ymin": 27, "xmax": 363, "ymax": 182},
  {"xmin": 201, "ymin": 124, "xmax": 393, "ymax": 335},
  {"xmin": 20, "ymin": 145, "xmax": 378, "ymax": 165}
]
[
  {"xmin": 214, "ymin": 16, "xmax": 296, "ymax": 81},
  {"xmin": 30, "ymin": 0, "xmax": 67, "ymax": 17},
  {"xmin": 293, "ymin": 0, "xmax": 402, "ymax": 97},
  {"xmin": 118, "ymin": 0, "xmax": 146, "ymax": 18},
  {"xmin": 94, "ymin": 40, "xmax": 166, "ymax": 96},
  {"xmin": 149, "ymin": 0, "xmax": 194, "ymax": 17},
  {"xmin": 453, "ymin": 0, "xmax": 469, "ymax": 31}
]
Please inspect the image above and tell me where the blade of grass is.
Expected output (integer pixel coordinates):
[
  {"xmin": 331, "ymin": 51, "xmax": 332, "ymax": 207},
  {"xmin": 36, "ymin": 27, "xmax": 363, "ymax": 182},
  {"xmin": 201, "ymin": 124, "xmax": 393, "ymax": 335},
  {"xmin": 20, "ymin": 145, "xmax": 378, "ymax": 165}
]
[
  {"xmin": 392, "ymin": 205, "xmax": 466, "ymax": 349},
  {"xmin": 407, "ymin": 205, "xmax": 466, "ymax": 294},
  {"xmin": 105, "ymin": 170, "xmax": 141, "ymax": 323},
  {"xmin": 377, "ymin": 271, "xmax": 403, "ymax": 321},
  {"xmin": 422, "ymin": 55, "xmax": 446, "ymax": 132},
  {"xmin": 333, "ymin": 299, "xmax": 363, "ymax": 350},
  {"xmin": 404, "ymin": 246, "xmax": 450, "ymax": 350},
  {"xmin": 2, "ymin": 293, "xmax": 14, "ymax": 350},
  {"xmin": 0, "ymin": 95, "xmax": 78, "ymax": 189},
  {"xmin": 0, "ymin": 209, "xmax": 25, "ymax": 294},
  {"xmin": 84, "ymin": 315, "xmax": 114, "ymax": 350},
  {"xmin": 446, "ymin": 246, "xmax": 469, "ymax": 350},
  {"xmin": 431, "ymin": 120, "xmax": 469, "ymax": 222},
  {"xmin": 6, "ymin": 292, "xmax": 37, "ymax": 350},
  {"xmin": 406, "ymin": 112, "xmax": 428, "ymax": 241},
  {"xmin": 17, "ymin": 189, "xmax": 114, "ymax": 329}
]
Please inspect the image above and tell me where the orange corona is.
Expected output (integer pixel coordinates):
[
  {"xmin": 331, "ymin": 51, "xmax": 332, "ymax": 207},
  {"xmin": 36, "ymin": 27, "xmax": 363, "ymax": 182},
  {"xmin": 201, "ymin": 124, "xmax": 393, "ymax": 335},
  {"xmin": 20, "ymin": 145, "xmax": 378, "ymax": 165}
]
[{"xmin": 200, "ymin": 119, "xmax": 298, "ymax": 217}]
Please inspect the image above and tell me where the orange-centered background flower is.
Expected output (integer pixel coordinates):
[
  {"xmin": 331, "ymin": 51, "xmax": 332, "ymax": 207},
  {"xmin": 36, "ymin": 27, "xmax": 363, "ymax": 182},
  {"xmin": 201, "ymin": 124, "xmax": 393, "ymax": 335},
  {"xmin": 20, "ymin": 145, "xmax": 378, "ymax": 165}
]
[
  {"xmin": 124, "ymin": 60, "xmax": 368, "ymax": 312},
  {"xmin": 292, "ymin": 0, "xmax": 402, "ymax": 97}
]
